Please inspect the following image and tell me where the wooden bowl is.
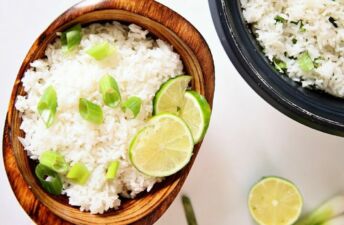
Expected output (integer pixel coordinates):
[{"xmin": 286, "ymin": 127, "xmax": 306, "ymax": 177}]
[{"xmin": 3, "ymin": 0, "xmax": 215, "ymax": 224}]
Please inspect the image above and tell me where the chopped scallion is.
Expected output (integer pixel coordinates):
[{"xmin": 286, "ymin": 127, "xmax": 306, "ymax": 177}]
[
  {"xmin": 35, "ymin": 163, "xmax": 63, "ymax": 195},
  {"xmin": 122, "ymin": 96, "xmax": 142, "ymax": 119},
  {"xmin": 298, "ymin": 51, "xmax": 314, "ymax": 72},
  {"xmin": 106, "ymin": 161, "xmax": 120, "ymax": 180},
  {"xmin": 86, "ymin": 42, "xmax": 117, "ymax": 60},
  {"xmin": 37, "ymin": 86, "xmax": 58, "ymax": 128},
  {"xmin": 79, "ymin": 98, "xmax": 103, "ymax": 124},
  {"xmin": 66, "ymin": 162, "xmax": 90, "ymax": 185},
  {"xmin": 61, "ymin": 24, "xmax": 82, "ymax": 51},
  {"xmin": 99, "ymin": 75, "xmax": 121, "ymax": 108},
  {"xmin": 39, "ymin": 150, "xmax": 68, "ymax": 174}
]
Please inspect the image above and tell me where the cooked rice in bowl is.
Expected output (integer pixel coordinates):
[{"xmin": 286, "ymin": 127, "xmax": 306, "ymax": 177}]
[
  {"xmin": 15, "ymin": 22, "xmax": 183, "ymax": 214},
  {"xmin": 241, "ymin": 0, "xmax": 344, "ymax": 97}
]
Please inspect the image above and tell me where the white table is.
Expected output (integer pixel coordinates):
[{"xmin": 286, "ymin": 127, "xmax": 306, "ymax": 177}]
[{"xmin": 1, "ymin": 0, "xmax": 344, "ymax": 224}]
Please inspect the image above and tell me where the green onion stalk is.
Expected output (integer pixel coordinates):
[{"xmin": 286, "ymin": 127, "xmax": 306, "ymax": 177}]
[
  {"xmin": 321, "ymin": 216, "xmax": 344, "ymax": 225},
  {"xmin": 182, "ymin": 195, "xmax": 198, "ymax": 225},
  {"xmin": 295, "ymin": 196, "xmax": 344, "ymax": 225}
]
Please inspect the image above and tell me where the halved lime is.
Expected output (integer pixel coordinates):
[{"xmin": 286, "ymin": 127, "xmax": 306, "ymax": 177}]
[
  {"xmin": 181, "ymin": 91, "xmax": 211, "ymax": 143},
  {"xmin": 248, "ymin": 177, "xmax": 303, "ymax": 225},
  {"xmin": 153, "ymin": 75, "xmax": 192, "ymax": 115},
  {"xmin": 129, "ymin": 113, "xmax": 194, "ymax": 177}
]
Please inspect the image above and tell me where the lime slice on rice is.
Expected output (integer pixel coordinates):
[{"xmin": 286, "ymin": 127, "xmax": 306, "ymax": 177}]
[
  {"xmin": 181, "ymin": 91, "xmax": 211, "ymax": 143},
  {"xmin": 129, "ymin": 113, "xmax": 194, "ymax": 177},
  {"xmin": 153, "ymin": 75, "xmax": 192, "ymax": 115},
  {"xmin": 153, "ymin": 76, "xmax": 211, "ymax": 143},
  {"xmin": 248, "ymin": 177, "xmax": 303, "ymax": 225}
]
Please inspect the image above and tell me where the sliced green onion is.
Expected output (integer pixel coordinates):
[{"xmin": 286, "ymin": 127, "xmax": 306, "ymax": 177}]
[
  {"xmin": 298, "ymin": 51, "xmax": 314, "ymax": 72},
  {"xmin": 295, "ymin": 196, "xmax": 344, "ymax": 225},
  {"xmin": 37, "ymin": 86, "xmax": 58, "ymax": 128},
  {"xmin": 61, "ymin": 24, "xmax": 82, "ymax": 50},
  {"xmin": 99, "ymin": 75, "xmax": 121, "ymax": 108},
  {"xmin": 86, "ymin": 42, "xmax": 117, "ymax": 60},
  {"xmin": 35, "ymin": 163, "xmax": 62, "ymax": 195},
  {"xmin": 79, "ymin": 98, "xmax": 103, "ymax": 124},
  {"xmin": 105, "ymin": 160, "xmax": 120, "ymax": 180},
  {"xmin": 182, "ymin": 195, "xmax": 198, "ymax": 225},
  {"xmin": 39, "ymin": 150, "xmax": 68, "ymax": 174},
  {"xmin": 66, "ymin": 162, "xmax": 90, "ymax": 185},
  {"xmin": 122, "ymin": 96, "xmax": 142, "ymax": 119},
  {"xmin": 273, "ymin": 57, "xmax": 287, "ymax": 73}
]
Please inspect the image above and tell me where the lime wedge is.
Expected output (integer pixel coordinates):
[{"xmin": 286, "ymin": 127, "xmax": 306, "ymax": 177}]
[
  {"xmin": 129, "ymin": 113, "xmax": 194, "ymax": 177},
  {"xmin": 248, "ymin": 177, "xmax": 303, "ymax": 225},
  {"xmin": 181, "ymin": 91, "xmax": 211, "ymax": 143},
  {"xmin": 153, "ymin": 75, "xmax": 192, "ymax": 115}
]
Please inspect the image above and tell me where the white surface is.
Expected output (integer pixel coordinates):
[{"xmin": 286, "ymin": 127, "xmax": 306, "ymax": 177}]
[{"xmin": 1, "ymin": 0, "xmax": 344, "ymax": 224}]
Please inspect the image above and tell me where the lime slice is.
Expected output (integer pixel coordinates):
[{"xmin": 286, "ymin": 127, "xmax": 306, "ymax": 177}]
[
  {"xmin": 129, "ymin": 113, "xmax": 194, "ymax": 177},
  {"xmin": 248, "ymin": 177, "xmax": 303, "ymax": 225},
  {"xmin": 153, "ymin": 75, "xmax": 192, "ymax": 115},
  {"xmin": 181, "ymin": 91, "xmax": 211, "ymax": 143}
]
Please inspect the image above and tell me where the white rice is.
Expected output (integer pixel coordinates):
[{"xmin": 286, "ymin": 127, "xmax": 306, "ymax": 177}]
[
  {"xmin": 241, "ymin": 0, "xmax": 344, "ymax": 97},
  {"xmin": 15, "ymin": 22, "xmax": 183, "ymax": 214}
]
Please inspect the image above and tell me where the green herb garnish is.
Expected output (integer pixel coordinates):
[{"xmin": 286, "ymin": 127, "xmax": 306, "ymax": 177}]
[{"xmin": 273, "ymin": 58, "xmax": 287, "ymax": 73}]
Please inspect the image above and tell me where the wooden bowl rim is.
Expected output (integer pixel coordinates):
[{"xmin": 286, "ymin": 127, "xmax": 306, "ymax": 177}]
[{"xmin": 3, "ymin": 0, "xmax": 215, "ymax": 224}]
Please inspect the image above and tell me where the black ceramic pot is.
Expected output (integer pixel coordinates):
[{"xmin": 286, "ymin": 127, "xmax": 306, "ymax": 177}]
[{"xmin": 209, "ymin": 0, "xmax": 344, "ymax": 136}]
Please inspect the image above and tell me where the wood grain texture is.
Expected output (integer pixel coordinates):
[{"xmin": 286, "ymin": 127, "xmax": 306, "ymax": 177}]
[{"xmin": 3, "ymin": 0, "xmax": 215, "ymax": 224}]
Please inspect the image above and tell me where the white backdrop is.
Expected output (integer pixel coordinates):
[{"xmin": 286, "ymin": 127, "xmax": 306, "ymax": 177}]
[{"xmin": 1, "ymin": 0, "xmax": 344, "ymax": 224}]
